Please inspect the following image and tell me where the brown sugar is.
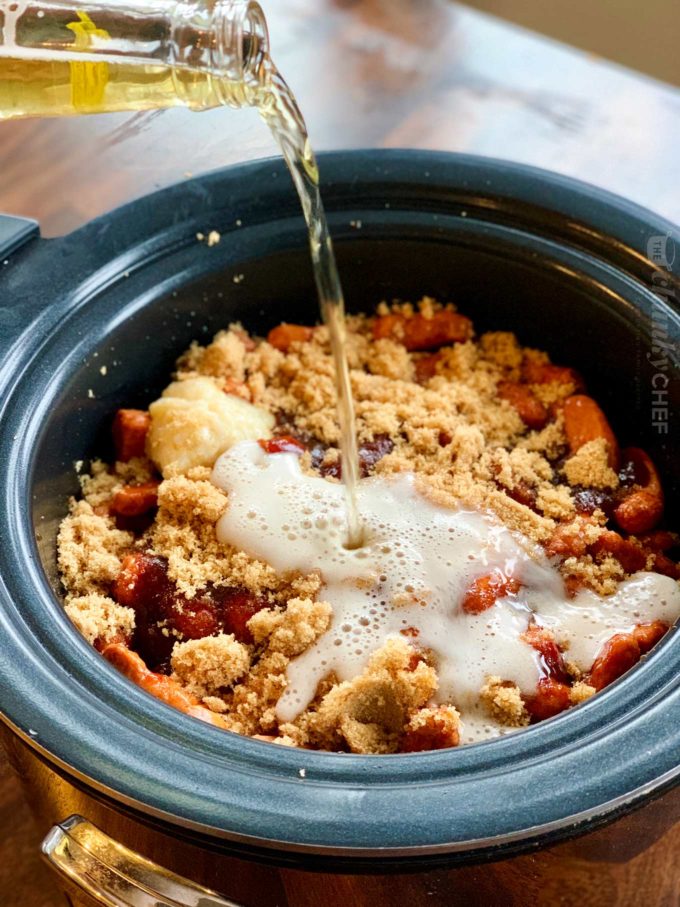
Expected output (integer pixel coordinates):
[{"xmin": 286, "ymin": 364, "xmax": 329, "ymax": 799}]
[
  {"xmin": 404, "ymin": 705, "xmax": 461, "ymax": 751},
  {"xmin": 171, "ymin": 634, "xmax": 251, "ymax": 697},
  {"xmin": 301, "ymin": 638, "xmax": 439, "ymax": 754},
  {"xmin": 562, "ymin": 554, "xmax": 624, "ymax": 596},
  {"xmin": 570, "ymin": 681, "xmax": 596, "ymax": 705},
  {"xmin": 536, "ymin": 485, "xmax": 575, "ymax": 521},
  {"xmin": 248, "ymin": 598, "xmax": 332, "ymax": 657},
  {"xmin": 563, "ymin": 438, "xmax": 619, "ymax": 490},
  {"xmin": 177, "ymin": 327, "xmax": 250, "ymax": 383},
  {"xmin": 148, "ymin": 474, "xmax": 283, "ymax": 598},
  {"xmin": 65, "ymin": 593, "xmax": 135, "ymax": 646},
  {"xmin": 58, "ymin": 501, "xmax": 133, "ymax": 596},
  {"xmin": 480, "ymin": 676, "xmax": 530, "ymax": 727},
  {"xmin": 479, "ymin": 331, "xmax": 523, "ymax": 375},
  {"xmin": 223, "ymin": 651, "xmax": 290, "ymax": 737}
]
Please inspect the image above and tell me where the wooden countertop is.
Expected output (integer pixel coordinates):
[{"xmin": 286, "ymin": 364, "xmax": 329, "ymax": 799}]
[
  {"xmin": 2, "ymin": 0, "xmax": 680, "ymax": 234},
  {"xmin": 1, "ymin": 1, "xmax": 679, "ymax": 904}
]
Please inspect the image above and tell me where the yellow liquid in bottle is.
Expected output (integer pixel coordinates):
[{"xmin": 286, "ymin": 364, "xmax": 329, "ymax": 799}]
[{"xmin": 0, "ymin": 56, "xmax": 249, "ymax": 118}]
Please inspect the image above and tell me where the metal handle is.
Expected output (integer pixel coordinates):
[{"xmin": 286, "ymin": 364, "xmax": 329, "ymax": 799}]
[
  {"xmin": 0, "ymin": 214, "xmax": 41, "ymax": 364},
  {"xmin": 42, "ymin": 815, "xmax": 242, "ymax": 907}
]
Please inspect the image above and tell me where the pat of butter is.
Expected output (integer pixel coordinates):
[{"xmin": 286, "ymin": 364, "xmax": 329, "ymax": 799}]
[{"xmin": 147, "ymin": 377, "xmax": 274, "ymax": 476}]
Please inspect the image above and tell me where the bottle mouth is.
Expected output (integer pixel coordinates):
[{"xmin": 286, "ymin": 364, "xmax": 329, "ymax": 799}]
[
  {"xmin": 210, "ymin": 0, "xmax": 271, "ymax": 106},
  {"xmin": 170, "ymin": 0, "xmax": 271, "ymax": 108},
  {"xmin": 242, "ymin": 1, "xmax": 270, "ymax": 81}
]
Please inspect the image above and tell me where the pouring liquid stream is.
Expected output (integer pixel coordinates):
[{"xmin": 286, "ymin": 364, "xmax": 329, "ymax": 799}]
[{"xmin": 258, "ymin": 66, "xmax": 364, "ymax": 548}]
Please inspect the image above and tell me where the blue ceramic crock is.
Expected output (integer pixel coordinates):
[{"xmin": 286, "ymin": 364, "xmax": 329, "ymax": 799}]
[{"xmin": 0, "ymin": 150, "xmax": 678, "ymax": 870}]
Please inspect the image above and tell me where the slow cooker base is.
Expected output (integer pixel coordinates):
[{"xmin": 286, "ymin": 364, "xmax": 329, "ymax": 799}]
[{"xmin": 4, "ymin": 726, "xmax": 680, "ymax": 907}]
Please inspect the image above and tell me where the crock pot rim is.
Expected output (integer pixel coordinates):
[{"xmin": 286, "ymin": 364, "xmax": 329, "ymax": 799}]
[
  {"xmin": 0, "ymin": 150, "xmax": 679, "ymax": 861},
  {"xmin": 4, "ymin": 711, "xmax": 680, "ymax": 868}
]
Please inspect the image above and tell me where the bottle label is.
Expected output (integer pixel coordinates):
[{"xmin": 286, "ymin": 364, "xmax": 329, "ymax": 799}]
[{"xmin": 66, "ymin": 12, "xmax": 110, "ymax": 110}]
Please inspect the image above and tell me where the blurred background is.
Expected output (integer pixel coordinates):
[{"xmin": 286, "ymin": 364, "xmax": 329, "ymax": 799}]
[
  {"xmin": 1, "ymin": 0, "xmax": 678, "ymax": 235},
  {"xmin": 460, "ymin": 0, "xmax": 679, "ymax": 86}
]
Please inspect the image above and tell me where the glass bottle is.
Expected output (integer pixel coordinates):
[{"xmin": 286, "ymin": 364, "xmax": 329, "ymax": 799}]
[{"xmin": 0, "ymin": 0, "xmax": 270, "ymax": 118}]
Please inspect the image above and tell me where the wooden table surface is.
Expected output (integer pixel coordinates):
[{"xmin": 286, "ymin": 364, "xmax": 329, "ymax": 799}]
[{"xmin": 1, "ymin": 1, "xmax": 680, "ymax": 904}]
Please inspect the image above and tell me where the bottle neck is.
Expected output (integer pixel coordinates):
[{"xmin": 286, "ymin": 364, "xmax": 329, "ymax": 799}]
[{"xmin": 170, "ymin": 0, "xmax": 270, "ymax": 108}]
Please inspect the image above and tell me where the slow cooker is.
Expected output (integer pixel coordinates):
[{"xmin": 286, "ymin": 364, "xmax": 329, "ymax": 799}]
[{"xmin": 0, "ymin": 150, "xmax": 678, "ymax": 906}]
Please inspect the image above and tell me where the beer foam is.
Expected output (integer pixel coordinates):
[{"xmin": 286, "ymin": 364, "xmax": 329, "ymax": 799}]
[{"xmin": 212, "ymin": 442, "xmax": 680, "ymax": 742}]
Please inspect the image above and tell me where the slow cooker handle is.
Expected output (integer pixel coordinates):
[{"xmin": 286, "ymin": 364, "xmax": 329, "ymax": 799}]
[
  {"xmin": 42, "ymin": 815, "xmax": 243, "ymax": 907},
  {"xmin": 0, "ymin": 213, "xmax": 39, "ymax": 258},
  {"xmin": 0, "ymin": 213, "xmax": 41, "ymax": 360}
]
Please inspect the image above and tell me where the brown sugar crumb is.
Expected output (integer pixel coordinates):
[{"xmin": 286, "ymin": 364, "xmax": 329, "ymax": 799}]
[
  {"xmin": 113, "ymin": 457, "xmax": 156, "ymax": 486},
  {"xmin": 76, "ymin": 457, "xmax": 156, "ymax": 517},
  {"xmin": 563, "ymin": 438, "xmax": 619, "ymax": 490},
  {"xmin": 171, "ymin": 634, "xmax": 250, "ymax": 697},
  {"xmin": 564, "ymin": 660, "xmax": 582, "ymax": 680},
  {"xmin": 149, "ymin": 516, "xmax": 278, "ymax": 599},
  {"xmin": 536, "ymin": 485, "xmax": 575, "ymax": 521},
  {"xmin": 418, "ymin": 296, "xmax": 438, "ymax": 318},
  {"xmin": 517, "ymin": 416, "xmax": 567, "ymax": 461},
  {"xmin": 550, "ymin": 515, "xmax": 605, "ymax": 552},
  {"xmin": 530, "ymin": 379, "xmax": 578, "ymax": 408},
  {"xmin": 79, "ymin": 458, "xmax": 156, "ymax": 507},
  {"xmin": 489, "ymin": 447, "xmax": 551, "ymax": 492},
  {"xmin": 485, "ymin": 489, "xmax": 555, "ymax": 542},
  {"xmin": 64, "ymin": 594, "xmax": 135, "ymax": 646},
  {"xmin": 252, "ymin": 733, "xmax": 300, "ymax": 747},
  {"xmin": 403, "ymin": 705, "xmax": 461, "ymax": 751},
  {"xmin": 146, "ymin": 474, "xmax": 281, "ymax": 598},
  {"xmin": 280, "ymin": 572, "xmax": 323, "ymax": 603},
  {"xmin": 366, "ymin": 338, "xmax": 415, "ymax": 381},
  {"xmin": 273, "ymin": 724, "xmax": 308, "ymax": 748},
  {"xmin": 570, "ymin": 681, "xmax": 596, "ymax": 705},
  {"xmin": 562, "ymin": 554, "xmax": 624, "ymax": 596},
  {"xmin": 480, "ymin": 676, "xmax": 530, "ymax": 727},
  {"xmin": 507, "ymin": 448, "xmax": 554, "ymax": 485},
  {"xmin": 58, "ymin": 501, "xmax": 133, "ymax": 596},
  {"xmin": 248, "ymin": 598, "xmax": 332, "ymax": 657},
  {"xmin": 225, "ymin": 651, "xmax": 290, "ymax": 736},
  {"xmin": 479, "ymin": 331, "xmax": 523, "ymax": 375},
  {"xmin": 177, "ymin": 327, "xmax": 249, "ymax": 383},
  {"xmin": 157, "ymin": 476, "xmax": 228, "ymax": 524},
  {"xmin": 302, "ymin": 638, "xmax": 438, "ymax": 754},
  {"xmin": 522, "ymin": 348, "xmax": 550, "ymax": 371},
  {"xmin": 78, "ymin": 460, "xmax": 122, "ymax": 506},
  {"xmin": 202, "ymin": 696, "xmax": 228, "ymax": 714}
]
